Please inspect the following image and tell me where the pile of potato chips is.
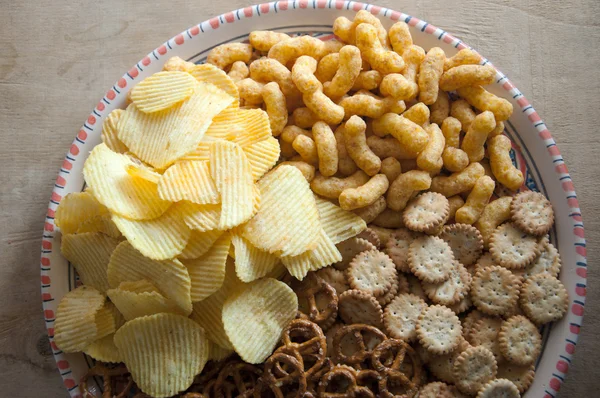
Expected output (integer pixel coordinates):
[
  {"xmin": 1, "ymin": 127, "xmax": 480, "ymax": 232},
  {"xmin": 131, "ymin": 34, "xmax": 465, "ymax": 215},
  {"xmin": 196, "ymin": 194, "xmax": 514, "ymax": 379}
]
[{"xmin": 53, "ymin": 62, "xmax": 366, "ymax": 397}]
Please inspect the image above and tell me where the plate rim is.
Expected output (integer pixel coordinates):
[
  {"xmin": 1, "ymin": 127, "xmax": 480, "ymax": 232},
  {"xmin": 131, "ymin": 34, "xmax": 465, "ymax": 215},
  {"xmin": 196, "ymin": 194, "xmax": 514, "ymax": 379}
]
[{"xmin": 40, "ymin": 1, "xmax": 587, "ymax": 396}]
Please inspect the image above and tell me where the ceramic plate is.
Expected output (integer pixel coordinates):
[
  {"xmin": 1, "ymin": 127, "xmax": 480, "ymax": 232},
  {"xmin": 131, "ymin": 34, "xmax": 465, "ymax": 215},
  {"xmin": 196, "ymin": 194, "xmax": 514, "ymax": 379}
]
[{"xmin": 40, "ymin": 2, "xmax": 587, "ymax": 397}]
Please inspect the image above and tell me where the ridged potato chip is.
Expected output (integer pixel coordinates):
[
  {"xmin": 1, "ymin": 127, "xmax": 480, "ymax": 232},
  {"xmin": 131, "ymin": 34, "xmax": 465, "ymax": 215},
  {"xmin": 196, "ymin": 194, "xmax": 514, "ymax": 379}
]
[
  {"xmin": 223, "ymin": 278, "xmax": 298, "ymax": 363},
  {"xmin": 105, "ymin": 301, "xmax": 126, "ymax": 329},
  {"xmin": 314, "ymin": 195, "xmax": 367, "ymax": 244},
  {"xmin": 108, "ymin": 282, "xmax": 186, "ymax": 320},
  {"xmin": 190, "ymin": 261, "xmax": 242, "ymax": 350},
  {"xmin": 95, "ymin": 304, "xmax": 117, "ymax": 339},
  {"xmin": 76, "ymin": 214, "xmax": 122, "ymax": 238},
  {"xmin": 130, "ymin": 71, "xmax": 197, "ymax": 113},
  {"xmin": 55, "ymin": 191, "xmax": 109, "ymax": 234},
  {"xmin": 188, "ymin": 63, "xmax": 239, "ymax": 108},
  {"xmin": 61, "ymin": 232, "xmax": 120, "ymax": 293},
  {"xmin": 281, "ymin": 228, "xmax": 342, "ymax": 279},
  {"xmin": 179, "ymin": 229, "xmax": 224, "ymax": 260},
  {"xmin": 112, "ymin": 204, "xmax": 191, "ymax": 260},
  {"xmin": 232, "ymin": 232, "xmax": 279, "ymax": 282},
  {"xmin": 84, "ymin": 334, "xmax": 121, "ymax": 363},
  {"xmin": 182, "ymin": 232, "xmax": 231, "ymax": 302},
  {"xmin": 207, "ymin": 108, "xmax": 271, "ymax": 147},
  {"xmin": 243, "ymin": 137, "xmax": 281, "ymax": 181},
  {"xmin": 126, "ymin": 162, "xmax": 161, "ymax": 184},
  {"xmin": 157, "ymin": 160, "xmax": 219, "ymax": 204},
  {"xmin": 177, "ymin": 140, "xmax": 211, "ymax": 162},
  {"xmin": 208, "ymin": 341, "xmax": 234, "ymax": 362},
  {"xmin": 107, "ymin": 241, "xmax": 192, "ymax": 315},
  {"xmin": 118, "ymin": 81, "xmax": 234, "ymax": 169},
  {"xmin": 118, "ymin": 279, "xmax": 157, "ymax": 293},
  {"xmin": 241, "ymin": 166, "xmax": 321, "ymax": 257},
  {"xmin": 209, "ymin": 141, "xmax": 255, "ymax": 230},
  {"xmin": 101, "ymin": 109, "xmax": 128, "ymax": 154},
  {"xmin": 83, "ymin": 143, "xmax": 171, "ymax": 220},
  {"xmin": 54, "ymin": 286, "xmax": 106, "ymax": 353},
  {"xmin": 114, "ymin": 313, "xmax": 209, "ymax": 398},
  {"xmin": 179, "ymin": 202, "xmax": 221, "ymax": 232}
]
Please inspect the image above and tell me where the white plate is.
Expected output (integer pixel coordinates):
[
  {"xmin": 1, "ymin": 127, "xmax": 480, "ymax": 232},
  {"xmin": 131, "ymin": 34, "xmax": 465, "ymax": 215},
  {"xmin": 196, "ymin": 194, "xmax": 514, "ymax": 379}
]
[{"xmin": 40, "ymin": 2, "xmax": 587, "ymax": 397}]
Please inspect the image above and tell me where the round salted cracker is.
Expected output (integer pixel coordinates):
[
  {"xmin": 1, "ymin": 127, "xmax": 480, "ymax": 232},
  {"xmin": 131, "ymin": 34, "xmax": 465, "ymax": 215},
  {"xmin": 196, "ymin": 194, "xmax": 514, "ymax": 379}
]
[
  {"xmin": 462, "ymin": 309, "xmax": 484, "ymax": 341},
  {"xmin": 409, "ymin": 235, "xmax": 456, "ymax": 283},
  {"xmin": 418, "ymin": 381, "xmax": 455, "ymax": 398},
  {"xmin": 338, "ymin": 289, "xmax": 383, "ymax": 328},
  {"xmin": 403, "ymin": 192, "xmax": 450, "ymax": 233},
  {"xmin": 325, "ymin": 322, "xmax": 344, "ymax": 358},
  {"xmin": 471, "ymin": 265, "xmax": 521, "ymax": 316},
  {"xmin": 476, "ymin": 378, "xmax": 520, "ymax": 398},
  {"xmin": 376, "ymin": 275, "xmax": 399, "ymax": 306},
  {"xmin": 383, "ymin": 293, "xmax": 427, "ymax": 342},
  {"xmin": 426, "ymin": 338, "xmax": 470, "ymax": 383},
  {"xmin": 498, "ymin": 315, "xmax": 541, "ymax": 366},
  {"xmin": 448, "ymin": 293, "xmax": 473, "ymax": 315},
  {"xmin": 334, "ymin": 237, "xmax": 376, "ymax": 270},
  {"xmin": 416, "ymin": 305, "xmax": 463, "ymax": 354},
  {"xmin": 346, "ymin": 249, "xmax": 397, "ymax": 297},
  {"xmin": 356, "ymin": 228, "xmax": 381, "ymax": 249},
  {"xmin": 315, "ymin": 267, "xmax": 349, "ymax": 295},
  {"xmin": 453, "ymin": 346, "xmax": 498, "ymax": 395},
  {"xmin": 510, "ymin": 190, "xmax": 554, "ymax": 236},
  {"xmin": 523, "ymin": 242, "xmax": 561, "ymax": 279},
  {"xmin": 422, "ymin": 262, "xmax": 471, "ymax": 306},
  {"xmin": 468, "ymin": 316, "xmax": 503, "ymax": 360},
  {"xmin": 520, "ymin": 273, "xmax": 568, "ymax": 324},
  {"xmin": 406, "ymin": 273, "xmax": 428, "ymax": 301},
  {"xmin": 496, "ymin": 360, "xmax": 535, "ymax": 393},
  {"xmin": 476, "ymin": 252, "xmax": 496, "ymax": 268},
  {"xmin": 440, "ymin": 223, "xmax": 484, "ymax": 266},
  {"xmin": 489, "ymin": 223, "xmax": 543, "ymax": 269},
  {"xmin": 384, "ymin": 228, "xmax": 416, "ymax": 272}
]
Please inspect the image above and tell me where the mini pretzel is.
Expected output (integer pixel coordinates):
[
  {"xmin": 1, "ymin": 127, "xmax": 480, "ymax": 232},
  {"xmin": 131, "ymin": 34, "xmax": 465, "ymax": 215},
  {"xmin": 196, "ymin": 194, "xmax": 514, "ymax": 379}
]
[
  {"xmin": 256, "ymin": 352, "xmax": 307, "ymax": 397},
  {"xmin": 318, "ymin": 366, "xmax": 375, "ymax": 398},
  {"xmin": 332, "ymin": 324, "xmax": 387, "ymax": 366},
  {"xmin": 80, "ymin": 363, "xmax": 132, "ymax": 398},
  {"xmin": 295, "ymin": 274, "xmax": 339, "ymax": 330},
  {"xmin": 279, "ymin": 318, "xmax": 327, "ymax": 377},
  {"xmin": 378, "ymin": 370, "xmax": 420, "ymax": 398},
  {"xmin": 214, "ymin": 360, "xmax": 263, "ymax": 397},
  {"xmin": 370, "ymin": 339, "xmax": 422, "ymax": 387}
]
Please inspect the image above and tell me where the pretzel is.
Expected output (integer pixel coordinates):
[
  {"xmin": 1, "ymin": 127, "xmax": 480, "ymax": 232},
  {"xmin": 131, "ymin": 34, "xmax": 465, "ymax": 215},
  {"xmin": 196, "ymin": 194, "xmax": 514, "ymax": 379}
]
[
  {"xmin": 80, "ymin": 363, "xmax": 132, "ymax": 398},
  {"xmin": 214, "ymin": 360, "xmax": 263, "ymax": 397},
  {"xmin": 295, "ymin": 274, "xmax": 339, "ymax": 331},
  {"xmin": 279, "ymin": 318, "xmax": 328, "ymax": 377},
  {"xmin": 255, "ymin": 352, "xmax": 307, "ymax": 397},
  {"xmin": 370, "ymin": 339, "xmax": 422, "ymax": 387},
  {"xmin": 378, "ymin": 370, "xmax": 419, "ymax": 398},
  {"xmin": 317, "ymin": 365, "xmax": 375, "ymax": 398},
  {"xmin": 332, "ymin": 324, "xmax": 387, "ymax": 366}
]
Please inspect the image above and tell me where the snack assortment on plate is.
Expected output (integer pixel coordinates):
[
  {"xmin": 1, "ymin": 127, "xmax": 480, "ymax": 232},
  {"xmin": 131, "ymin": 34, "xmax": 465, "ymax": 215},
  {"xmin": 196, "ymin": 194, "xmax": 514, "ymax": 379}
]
[{"xmin": 52, "ymin": 10, "xmax": 568, "ymax": 398}]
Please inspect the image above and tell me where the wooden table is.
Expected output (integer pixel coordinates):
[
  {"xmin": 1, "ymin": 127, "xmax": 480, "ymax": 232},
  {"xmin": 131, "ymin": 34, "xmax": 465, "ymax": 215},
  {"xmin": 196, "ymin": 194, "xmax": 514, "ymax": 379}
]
[{"xmin": 1, "ymin": 0, "xmax": 598, "ymax": 396}]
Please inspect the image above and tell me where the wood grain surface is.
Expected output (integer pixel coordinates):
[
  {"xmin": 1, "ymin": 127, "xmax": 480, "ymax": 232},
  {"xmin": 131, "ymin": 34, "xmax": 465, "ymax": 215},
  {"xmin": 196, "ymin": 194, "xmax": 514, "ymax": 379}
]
[{"xmin": 1, "ymin": 0, "xmax": 598, "ymax": 396}]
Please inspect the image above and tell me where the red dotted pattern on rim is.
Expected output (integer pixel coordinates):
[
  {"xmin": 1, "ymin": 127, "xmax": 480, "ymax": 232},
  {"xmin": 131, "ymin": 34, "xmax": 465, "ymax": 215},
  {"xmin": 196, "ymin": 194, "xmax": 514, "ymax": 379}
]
[{"xmin": 41, "ymin": 2, "xmax": 586, "ymax": 396}]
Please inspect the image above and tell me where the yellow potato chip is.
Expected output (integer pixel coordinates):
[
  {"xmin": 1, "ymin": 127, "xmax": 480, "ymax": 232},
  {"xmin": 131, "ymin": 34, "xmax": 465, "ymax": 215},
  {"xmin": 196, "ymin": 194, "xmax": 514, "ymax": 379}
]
[
  {"xmin": 243, "ymin": 137, "xmax": 281, "ymax": 181},
  {"xmin": 314, "ymin": 196, "xmax": 367, "ymax": 244},
  {"xmin": 101, "ymin": 109, "xmax": 128, "ymax": 154},
  {"xmin": 84, "ymin": 334, "xmax": 122, "ymax": 363},
  {"xmin": 182, "ymin": 232, "xmax": 231, "ymax": 302},
  {"xmin": 95, "ymin": 304, "xmax": 117, "ymax": 339},
  {"xmin": 107, "ymin": 241, "xmax": 192, "ymax": 315},
  {"xmin": 112, "ymin": 204, "xmax": 191, "ymax": 260},
  {"xmin": 265, "ymin": 261, "xmax": 288, "ymax": 280},
  {"xmin": 83, "ymin": 143, "xmax": 171, "ymax": 220},
  {"xmin": 177, "ymin": 140, "xmax": 212, "ymax": 162},
  {"xmin": 207, "ymin": 108, "xmax": 271, "ymax": 147},
  {"xmin": 231, "ymin": 232, "xmax": 279, "ymax": 282},
  {"xmin": 223, "ymin": 278, "xmax": 298, "ymax": 363},
  {"xmin": 130, "ymin": 71, "xmax": 197, "ymax": 113},
  {"xmin": 241, "ymin": 166, "xmax": 321, "ymax": 257},
  {"xmin": 105, "ymin": 301, "xmax": 126, "ymax": 329},
  {"xmin": 118, "ymin": 81, "xmax": 234, "ymax": 169},
  {"xmin": 55, "ymin": 191, "xmax": 109, "ymax": 234},
  {"xmin": 118, "ymin": 279, "xmax": 157, "ymax": 293},
  {"xmin": 61, "ymin": 232, "xmax": 120, "ymax": 293},
  {"xmin": 179, "ymin": 229, "xmax": 224, "ymax": 260},
  {"xmin": 188, "ymin": 63, "xmax": 239, "ymax": 108},
  {"xmin": 208, "ymin": 341, "xmax": 234, "ymax": 362},
  {"xmin": 114, "ymin": 313, "xmax": 209, "ymax": 398},
  {"xmin": 126, "ymin": 163, "xmax": 161, "ymax": 184},
  {"xmin": 179, "ymin": 202, "xmax": 221, "ymax": 232},
  {"xmin": 75, "ymin": 214, "xmax": 122, "ymax": 238},
  {"xmin": 209, "ymin": 141, "xmax": 255, "ymax": 230},
  {"xmin": 190, "ymin": 261, "xmax": 242, "ymax": 350},
  {"xmin": 281, "ymin": 228, "xmax": 342, "ymax": 279},
  {"xmin": 107, "ymin": 283, "xmax": 186, "ymax": 321},
  {"xmin": 54, "ymin": 286, "xmax": 106, "ymax": 353},
  {"xmin": 157, "ymin": 161, "xmax": 219, "ymax": 204}
]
